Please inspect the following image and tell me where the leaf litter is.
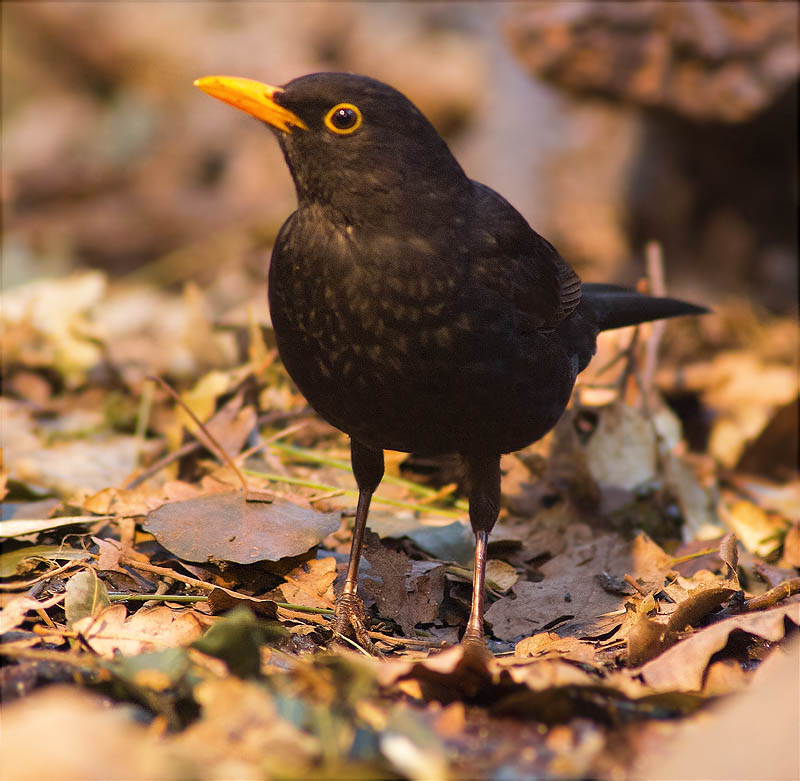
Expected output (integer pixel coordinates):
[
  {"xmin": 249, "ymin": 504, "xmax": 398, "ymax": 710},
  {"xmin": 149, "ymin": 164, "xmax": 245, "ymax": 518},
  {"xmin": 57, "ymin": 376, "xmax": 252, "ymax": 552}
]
[{"xmin": 2, "ymin": 270, "xmax": 798, "ymax": 779}]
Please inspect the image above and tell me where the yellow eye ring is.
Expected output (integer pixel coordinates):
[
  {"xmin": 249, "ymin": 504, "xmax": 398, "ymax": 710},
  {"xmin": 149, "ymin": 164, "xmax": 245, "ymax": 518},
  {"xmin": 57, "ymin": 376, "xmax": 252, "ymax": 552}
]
[{"xmin": 324, "ymin": 103, "xmax": 362, "ymax": 135}]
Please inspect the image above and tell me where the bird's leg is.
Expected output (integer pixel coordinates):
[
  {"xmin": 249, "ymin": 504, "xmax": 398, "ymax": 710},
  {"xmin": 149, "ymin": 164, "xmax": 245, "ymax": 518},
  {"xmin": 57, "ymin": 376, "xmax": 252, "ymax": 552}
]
[
  {"xmin": 462, "ymin": 453, "xmax": 501, "ymax": 648},
  {"xmin": 333, "ymin": 440, "xmax": 384, "ymax": 650}
]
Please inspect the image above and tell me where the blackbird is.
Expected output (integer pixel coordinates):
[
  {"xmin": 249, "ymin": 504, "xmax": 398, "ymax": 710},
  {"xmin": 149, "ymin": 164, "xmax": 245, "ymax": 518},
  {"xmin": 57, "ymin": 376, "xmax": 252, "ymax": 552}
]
[{"xmin": 195, "ymin": 73, "xmax": 706, "ymax": 651}]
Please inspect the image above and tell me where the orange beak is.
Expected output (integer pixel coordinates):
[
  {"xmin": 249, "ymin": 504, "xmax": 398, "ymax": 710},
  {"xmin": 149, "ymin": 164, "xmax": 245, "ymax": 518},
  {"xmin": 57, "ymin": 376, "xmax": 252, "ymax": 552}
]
[{"xmin": 193, "ymin": 75, "xmax": 308, "ymax": 133}]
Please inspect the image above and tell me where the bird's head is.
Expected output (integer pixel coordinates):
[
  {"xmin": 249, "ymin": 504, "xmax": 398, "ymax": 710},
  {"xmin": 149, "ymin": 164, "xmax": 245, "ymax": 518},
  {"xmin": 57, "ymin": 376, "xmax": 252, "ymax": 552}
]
[{"xmin": 194, "ymin": 72, "xmax": 468, "ymax": 227}]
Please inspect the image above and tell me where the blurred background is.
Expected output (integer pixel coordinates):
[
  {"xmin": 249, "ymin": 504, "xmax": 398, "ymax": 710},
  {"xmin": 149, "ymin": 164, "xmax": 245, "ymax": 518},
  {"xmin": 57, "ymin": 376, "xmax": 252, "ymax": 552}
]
[
  {"xmin": 4, "ymin": 2, "xmax": 797, "ymax": 302},
  {"xmin": 3, "ymin": 2, "xmax": 798, "ymax": 473}
]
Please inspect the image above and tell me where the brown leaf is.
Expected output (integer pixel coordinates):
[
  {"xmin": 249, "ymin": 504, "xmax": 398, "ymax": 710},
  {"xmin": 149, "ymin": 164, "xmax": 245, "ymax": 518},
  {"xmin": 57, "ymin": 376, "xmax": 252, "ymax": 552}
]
[
  {"xmin": 73, "ymin": 604, "xmax": 205, "ymax": 657},
  {"xmin": 362, "ymin": 533, "xmax": 446, "ymax": 635},
  {"xmin": 667, "ymin": 585, "xmax": 736, "ymax": 634},
  {"xmin": 206, "ymin": 588, "xmax": 278, "ymax": 619},
  {"xmin": 0, "ymin": 593, "xmax": 65, "ymax": 634},
  {"xmin": 83, "ymin": 485, "xmax": 170, "ymax": 516},
  {"xmin": 636, "ymin": 641, "xmax": 800, "ymax": 780},
  {"xmin": 486, "ymin": 559, "xmax": 519, "ymax": 594},
  {"xmin": 1, "ymin": 686, "xmax": 184, "ymax": 780},
  {"xmin": 485, "ymin": 533, "xmax": 671, "ymax": 641},
  {"xmin": 203, "ymin": 391, "xmax": 257, "ymax": 457},
  {"xmin": 639, "ymin": 601, "xmax": 800, "ymax": 691},
  {"xmin": 92, "ymin": 536, "xmax": 124, "ymax": 572},
  {"xmin": 279, "ymin": 557, "xmax": 337, "ymax": 609},
  {"xmin": 514, "ymin": 632, "xmax": 599, "ymax": 664},
  {"xmin": 718, "ymin": 533, "xmax": 739, "ymax": 581},
  {"xmin": 781, "ymin": 521, "xmax": 800, "ymax": 568},
  {"xmin": 378, "ymin": 645, "xmax": 493, "ymax": 702},
  {"xmin": 720, "ymin": 499, "xmax": 784, "ymax": 557},
  {"xmin": 627, "ymin": 616, "xmax": 676, "ymax": 667},
  {"xmin": 143, "ymin": 491, "xmax": 340, "ymax": 564},
  {"xmin": 172, "ymin": 677, "xmax": 320, "ymax": 773}
]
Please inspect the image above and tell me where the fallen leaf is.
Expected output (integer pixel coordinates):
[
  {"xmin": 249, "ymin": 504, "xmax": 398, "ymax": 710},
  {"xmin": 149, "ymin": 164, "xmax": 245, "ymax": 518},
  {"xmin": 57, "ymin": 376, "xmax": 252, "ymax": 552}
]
[
  {"xmin": 206, "ymin": 588, "xmax": 278, "ymax": 619},
  {"xmin": 583, "ymin": 401, "xmax": 661, "ymax": 490},
  {"xmin": 74, "ymin": 604, "xmax": 205, "ymax": 657},
  {"xmin": 639, "ymin": 601, "xmax": 800, "ymax": 691},
  {"xmin": 92, "ymin": 536, "xmax": 125, "ymax": 571},
  {"xmin": 664, "ymin": 453, "xmax": 721, "ymax": 542},
  {"xmin": 781, "ymin": 521, "xmax": 800, "ymax": 568},
  {"xmin": 64, "ymin": 568, "xmax": 111, "ymax": 628},
  {"xmin": 636, "ymin": 640, "xmax": 800, "ymax": 780},
  {"xmin": 143, "ymin": 491, "xmax": 340, "ymax": 564},
  {"xmin": 193, "ymin": 606, "xmax": 286, "ymax": 677},
  {"xmin": 202, "ymin": 390, "xmax": 257, "ymax": 457},
  {"xmin": 0, "ymin": 685, "xmax": 187, "ymax": 780},
  {"xmin": 486, "ymin": 559, "xmax": 519, "ymax": 594},
  {"xmin": 0, "ymin": 515, "xmax": 112, "ymax": 539},
  {"xmin": 0, "ymin": 593, "xmax": 66, "ymax": 634},
  {"xmin": 514, "ymin": 632, "xmax": 599, "ymax": 664},
  {"xmin": 720, "ymin": 499, "xmax": 784, "ymax": 556},
  {"xmin": 172, "ymin": 676, "xmax": 319, "ymax": 772},
  {"xmin": 0, "ymin": 544, "xmax": 90, "ymax": 578},
  {"xmin": 12, "ymin": 434, "xmax": 161, "ymax": 495},
  {"xmin": 362, "ymin": 533, "xmax": 446, "ymax": 635},
  {"xmin": 279, "ymin": 557, "xmax": 337, "ymax": 609},
  {"xmin": 367, "ymin": 513, "xmax": 474, "ymax": 566},
  {"xmin": 83, "ymin": 486, "xmax": 170, "ymax": 516},
  {"xmin": 485, "ymin": 534, "xmax": 671, "ymax": 641}
]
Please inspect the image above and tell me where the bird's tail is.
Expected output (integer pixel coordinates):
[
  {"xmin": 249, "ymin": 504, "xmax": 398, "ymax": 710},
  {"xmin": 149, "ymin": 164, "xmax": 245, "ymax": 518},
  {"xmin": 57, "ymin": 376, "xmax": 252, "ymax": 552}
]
[{"xmin": 582, "ymin": 283, "xmax": 708, "ymax": 332}]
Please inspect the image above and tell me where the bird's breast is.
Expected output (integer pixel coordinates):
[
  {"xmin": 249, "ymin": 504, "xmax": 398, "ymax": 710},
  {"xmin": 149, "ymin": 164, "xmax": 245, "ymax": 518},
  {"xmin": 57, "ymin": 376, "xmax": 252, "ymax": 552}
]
[{"xmin": 267, "ymin": 214, "xmax": 576, "ymax": 454}]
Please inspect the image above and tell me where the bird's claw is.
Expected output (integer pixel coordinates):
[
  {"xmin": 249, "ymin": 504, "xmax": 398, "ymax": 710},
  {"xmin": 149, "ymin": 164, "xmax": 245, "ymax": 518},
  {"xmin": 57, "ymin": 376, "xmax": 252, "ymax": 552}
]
[{"xmin": 332, "ymin": 592, "xmax": 374, "ymax": 652}]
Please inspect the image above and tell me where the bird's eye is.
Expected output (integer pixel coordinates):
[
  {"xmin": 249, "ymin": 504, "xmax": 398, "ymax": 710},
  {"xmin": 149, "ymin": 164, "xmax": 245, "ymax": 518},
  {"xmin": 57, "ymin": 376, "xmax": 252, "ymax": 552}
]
[{"xmin": 324, "ymin": 103, "xmax": 362, "ymax": 135}]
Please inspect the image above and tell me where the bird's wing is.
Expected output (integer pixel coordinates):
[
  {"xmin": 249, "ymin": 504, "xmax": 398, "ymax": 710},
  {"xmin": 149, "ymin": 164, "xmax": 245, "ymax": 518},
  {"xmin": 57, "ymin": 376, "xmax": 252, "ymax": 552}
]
[{"xmin": 470, "ymin": 182, "xmax": 581, "ymax": 329}]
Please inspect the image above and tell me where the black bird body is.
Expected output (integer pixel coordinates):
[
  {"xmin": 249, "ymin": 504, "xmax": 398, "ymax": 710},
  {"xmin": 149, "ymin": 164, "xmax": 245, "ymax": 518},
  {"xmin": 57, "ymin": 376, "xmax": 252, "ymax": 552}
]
[
  {"xmin": 269, "ymin": 186, "xmax": 586, "ymax": 457},
  {"xmin": 195, "ymin": 72, "xmax": 706, "ymax": 650}
]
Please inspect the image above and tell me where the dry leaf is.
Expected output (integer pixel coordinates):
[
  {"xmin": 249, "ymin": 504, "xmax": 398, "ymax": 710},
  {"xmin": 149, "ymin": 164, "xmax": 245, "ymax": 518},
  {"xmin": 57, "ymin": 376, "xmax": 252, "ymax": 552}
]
[
  {"xmin": 206, "ymin": 589, "xmax": 279, "ymax": 618},
  {"xmin": 362, "ymin": 533, "xmax": 446, "ymax": 635},
  {"xmin": 279, "ymin": 557, "xmax": 337, "ymax": 609},
  {"xmin": 143, "ymin": 491, "xmax": 340, "ymax": 564},
  {"xmin": 73, "ymin": 604, "xmax": 205, "ymax": 657},
  {"xmin": 486, "ymin": 533, "xmax": 671, "ymax": 641},
  {"xmin": 720, "ymin": 499, "xmax": 784, "ymax": 557},
  {"xmin": 0, "ymin": 593, "xmax": 66, "ymax": 634},
  {"xmin": 639, "ymin": 601, "xmax": 800, "ymax": 691},
  {"xmin": 64, "ymin": 568, "xmax": 111, "ymax": 628}
]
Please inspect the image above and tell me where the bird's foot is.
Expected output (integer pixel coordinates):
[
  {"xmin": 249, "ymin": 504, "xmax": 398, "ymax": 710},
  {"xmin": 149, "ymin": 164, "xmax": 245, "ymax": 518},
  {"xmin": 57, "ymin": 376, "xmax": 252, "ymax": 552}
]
[
  {"xmin": 461, "ymin": 627, "xmax": 491, "ymax": 666},
  {"xmin": 332, "ymin": 592, "xmax": 374, "ymax": 652}
]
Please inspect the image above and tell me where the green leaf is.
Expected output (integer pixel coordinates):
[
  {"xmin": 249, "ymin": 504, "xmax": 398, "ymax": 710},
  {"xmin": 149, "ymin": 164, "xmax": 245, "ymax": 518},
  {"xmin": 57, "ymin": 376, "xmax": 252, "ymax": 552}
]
[
  {"xmin": 0, "ymin": 544, "xmax": 90, "ymax": 578},
  {"xmin": 64, "ymin": 568, "xmax": 111, "ymax": 628},
  {"xmin": 193, "ymin": 605, "xmax": 287, "ymax": 677}
]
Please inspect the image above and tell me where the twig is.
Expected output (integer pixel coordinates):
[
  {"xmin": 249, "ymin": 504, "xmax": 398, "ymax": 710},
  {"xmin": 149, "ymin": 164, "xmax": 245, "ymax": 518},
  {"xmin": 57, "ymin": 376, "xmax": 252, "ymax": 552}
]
[
  {"xmin": 124, "ymin": 409, "xmax": 312, "ymax": 490},
  {"xmin": 243, "ymin": 468, "xmax": 464, "ymax": 518},
  {"xmin": 0, "ymin": 645, "xmax": 104, "ymax": 671},
  {"xmin": 366, "ymin": 630, "xmax": 447, "ymax": 649},
  {"xmin": 146, "ymin": 374, "xmax": 249, "ymax": 495},
  {"xmin": 308, "ymin": 489, "xmax": 346, "ymax": 504},
  {"xmin": 270, "ymin": 441, "xmax": 469, "ymax": 510},
  {"xmin": 668, "ymin": 547, "xmax": 719, "ymax": 567},
  {"xmin": 107, "ymin": 593, "xmax": 209, "ymax": 603},
  {"xmin": 133, "ymin": 378, "xmax": 155, "ymax": 464},
  {"xmin": 742, "ymin": 578, "xmax": 800, "ymax": 611},
  {"xmin": 642, "ymin": 241, "xmax": 668, "ymax": 399},
  {"xmin": 276, "ymin": 603, "xmax": 334, "ymax": 615},
  {"xmin": 0, "ymin": 560, "xmax": 87, "ymax": 591},
  {"xmin": 119, "ymin": 556, "xmax": 216, "ymax": 592},
  {"xmin": 124, "ymin": 439, "xmax": 199, "ymax": 490},
  {"xmin": 624, "ymin": 574, "xmax": 649, "ymax": 596}
]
